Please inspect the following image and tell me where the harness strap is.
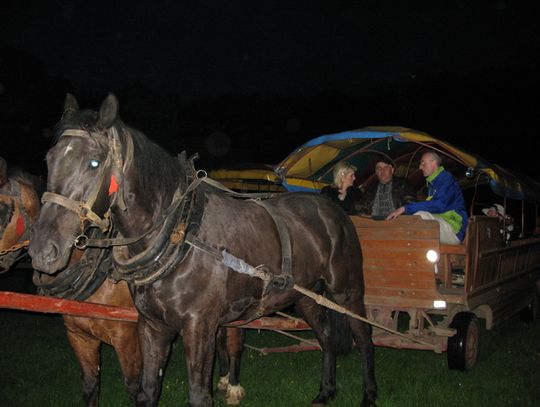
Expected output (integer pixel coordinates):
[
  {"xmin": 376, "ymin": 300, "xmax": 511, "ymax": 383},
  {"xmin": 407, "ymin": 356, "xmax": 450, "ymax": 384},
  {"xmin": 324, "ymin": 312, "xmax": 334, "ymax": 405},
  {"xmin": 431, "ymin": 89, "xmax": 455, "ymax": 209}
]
[
  {"xmin": 42, "ymin": 192, "xmax": 110, "ymax": 232},
  {"xmin": 83, "ymin": 175, "xmax": 204, "ymax": 249},
  {"xmin": 251, "ymin": 199, "xmax": 293, "ymax": 290},
  {"xmin": 201, "ymin": 177, "xmax": 278, "ymax": 200}
]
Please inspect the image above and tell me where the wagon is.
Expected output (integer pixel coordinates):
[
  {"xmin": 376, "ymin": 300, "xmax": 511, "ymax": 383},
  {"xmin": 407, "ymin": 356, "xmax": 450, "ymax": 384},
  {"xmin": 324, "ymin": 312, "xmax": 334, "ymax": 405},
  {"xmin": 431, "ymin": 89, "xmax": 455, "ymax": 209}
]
[
  {"xmin": 211, "ymin": 126, "xmax": 540, "ymax": 370},
  {"xmin": 354, "ymin": 214, "xmax": 540, "ymax": 370}
]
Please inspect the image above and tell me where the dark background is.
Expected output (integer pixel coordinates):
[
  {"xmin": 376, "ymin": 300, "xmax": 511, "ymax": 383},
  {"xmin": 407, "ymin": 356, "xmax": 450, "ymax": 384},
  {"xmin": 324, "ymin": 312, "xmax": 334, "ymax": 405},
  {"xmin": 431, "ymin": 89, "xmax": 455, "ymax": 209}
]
[{"xmin": 1, "ymin": 1, "xmax": 539, "ymax": 178}]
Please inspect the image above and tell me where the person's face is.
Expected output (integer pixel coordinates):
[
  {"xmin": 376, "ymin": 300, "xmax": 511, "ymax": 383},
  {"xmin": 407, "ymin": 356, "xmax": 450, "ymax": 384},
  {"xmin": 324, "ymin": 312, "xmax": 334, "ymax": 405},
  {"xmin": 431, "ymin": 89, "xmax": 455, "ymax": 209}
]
[
  {"xmin": 341, "ymin": 171, "xmax": 356, "ymax": 189},
  {"xmin": 419, "ymin": 154, "xmax": 438, "ymax": 177},
  {"xmin": 375, "ymin": 162, "xmax": 394, "ymax": 184},
  {"xmin": 486, "ymin": 208, "xmax": 498, "ymax": 217}
]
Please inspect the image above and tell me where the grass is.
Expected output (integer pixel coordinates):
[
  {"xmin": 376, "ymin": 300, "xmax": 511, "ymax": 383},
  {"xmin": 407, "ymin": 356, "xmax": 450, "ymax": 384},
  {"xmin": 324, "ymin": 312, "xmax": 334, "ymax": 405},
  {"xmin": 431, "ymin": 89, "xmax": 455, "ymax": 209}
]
[{"xmin": 0, "ymin": 309, "xmax": 539, "ymax": 406}]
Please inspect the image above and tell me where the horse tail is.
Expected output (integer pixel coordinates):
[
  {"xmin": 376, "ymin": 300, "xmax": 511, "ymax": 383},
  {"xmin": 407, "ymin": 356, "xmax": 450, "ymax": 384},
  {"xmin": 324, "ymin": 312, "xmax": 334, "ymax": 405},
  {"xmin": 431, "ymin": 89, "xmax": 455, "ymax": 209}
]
[{"xmin": 326, "ymin": 307, "xmax": 354, "ymax": 355}]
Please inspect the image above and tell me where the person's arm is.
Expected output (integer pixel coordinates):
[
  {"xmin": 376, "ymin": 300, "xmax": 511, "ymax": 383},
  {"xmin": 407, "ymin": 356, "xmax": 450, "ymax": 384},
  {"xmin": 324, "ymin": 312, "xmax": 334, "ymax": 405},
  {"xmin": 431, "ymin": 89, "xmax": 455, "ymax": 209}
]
[{"xmin": 404, "ymin": 173, "xmax": 454, "ymax": 214}]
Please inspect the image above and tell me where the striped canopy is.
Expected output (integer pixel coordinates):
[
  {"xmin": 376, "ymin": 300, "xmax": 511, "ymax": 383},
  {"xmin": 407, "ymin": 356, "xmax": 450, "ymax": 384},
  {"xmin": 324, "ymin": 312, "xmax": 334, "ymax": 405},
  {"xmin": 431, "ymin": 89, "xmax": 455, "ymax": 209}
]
[{"xmin": 275, "ymin": 127, "xmax": 540, "ymax": 204}]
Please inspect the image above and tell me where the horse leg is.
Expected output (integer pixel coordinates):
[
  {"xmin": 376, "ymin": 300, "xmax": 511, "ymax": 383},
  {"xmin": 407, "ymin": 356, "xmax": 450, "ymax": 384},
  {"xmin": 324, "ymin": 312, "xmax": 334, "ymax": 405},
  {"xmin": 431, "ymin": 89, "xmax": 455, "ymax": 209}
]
[
  {"xmin": 112, "ymin": 324, "xmax": 141, "ymax": 403},
  {"xmin": 216, "ymin": 327, "xmax": 246, "ymax": 405},
  {"xmin": 64, "ymin": 325, "xmax": 102, "ymax": 407},
  {"xmin": 135, "ymin": 317, "xmax": 177, "ymax": 407},
  {"xmin": 182, "ymin": 318, "xmax": 218, "ymax": 407},
  {"xmin": 334, "ymin": 292, "xmax": 377, "ymax": 407},
  {"xmin": 295, "ymin": 297, "xmax": 347, "ymax": 407}
]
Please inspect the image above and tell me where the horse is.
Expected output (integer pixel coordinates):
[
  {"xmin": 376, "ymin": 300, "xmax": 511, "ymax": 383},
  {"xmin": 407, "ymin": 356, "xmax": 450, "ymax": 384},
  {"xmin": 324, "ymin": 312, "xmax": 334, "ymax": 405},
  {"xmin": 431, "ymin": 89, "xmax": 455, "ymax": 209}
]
[
  {"xmin": 0, "ymin": 157, "xmax": 141, "ymax": 407},
  {"xmin": 0, "ymin": 157, "xmax": 40, "ymax": 272},
  {"xmin": 29, "ymin": 93, "xmax": 377, "ymax": 407}
]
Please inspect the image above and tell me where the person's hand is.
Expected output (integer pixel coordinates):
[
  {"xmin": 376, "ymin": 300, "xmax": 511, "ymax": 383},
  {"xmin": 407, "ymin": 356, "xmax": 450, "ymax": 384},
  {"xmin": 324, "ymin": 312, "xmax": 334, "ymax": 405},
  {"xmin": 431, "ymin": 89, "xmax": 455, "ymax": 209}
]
[{"xmin": 386, "ymin": 206, "xmax": 405, "ymax": 220}]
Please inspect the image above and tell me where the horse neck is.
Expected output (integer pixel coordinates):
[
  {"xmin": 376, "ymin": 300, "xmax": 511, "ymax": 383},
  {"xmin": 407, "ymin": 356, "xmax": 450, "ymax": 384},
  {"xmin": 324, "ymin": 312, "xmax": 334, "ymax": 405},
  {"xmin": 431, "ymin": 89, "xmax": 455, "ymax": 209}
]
[
  {"xmin": 18, "ymin": 180, "xmax": 40, "ymax": 224},
  {"xmin": 113, "ymin": 131, "xmax": 185, "ymax": 240}
]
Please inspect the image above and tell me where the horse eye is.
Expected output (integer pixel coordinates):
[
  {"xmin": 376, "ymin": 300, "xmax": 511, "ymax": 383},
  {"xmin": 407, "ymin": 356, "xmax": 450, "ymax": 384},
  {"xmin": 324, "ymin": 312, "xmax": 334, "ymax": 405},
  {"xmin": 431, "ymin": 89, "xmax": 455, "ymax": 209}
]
[{"xmin": 89, "ymin": 159, "xmax": 100, "ymax": 169}]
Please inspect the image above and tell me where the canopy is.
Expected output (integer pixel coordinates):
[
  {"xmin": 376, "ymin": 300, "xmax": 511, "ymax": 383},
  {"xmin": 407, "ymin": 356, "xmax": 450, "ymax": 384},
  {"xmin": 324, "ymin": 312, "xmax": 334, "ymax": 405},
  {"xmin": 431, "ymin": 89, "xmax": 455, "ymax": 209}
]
[
  {"xmin": 275, "ymin": 126, "xmax": 540, "ymax": 204},
  {"xmin": 208, "ymin": 163, "xmax": 285, "ymax": 192}
]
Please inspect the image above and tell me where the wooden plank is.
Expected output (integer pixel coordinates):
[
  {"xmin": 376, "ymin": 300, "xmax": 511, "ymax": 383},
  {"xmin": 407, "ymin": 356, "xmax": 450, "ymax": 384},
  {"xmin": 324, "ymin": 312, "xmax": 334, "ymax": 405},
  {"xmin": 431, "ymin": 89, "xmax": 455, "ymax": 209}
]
[
  {"xmin": 228, "ymin": 316, "xmax": 311, "ymax": 330},
  {"xmin": 362, "ymin": 257, "xmax": 432, "ymax": 270},
  {"xmin": 0, "ymin": 291, "xmax": 139, "ymax": 322},
  {"xmin": 365, "ymin": 286, "xmax": 440, "ymax": 300},
  {"xmin": 360, "ymin": 239, "xmax": 437, "ymax": 250},
  {"xmin": 365, "ymin": 277, "xmax": 437, "ymax": 290},
  {"xmin": 440, "ymin": 244, "xmax": 466, "ymax": 255},
  {"xmin": 356, "ymin": 228, "xmax": 439, "ymax": 240}
]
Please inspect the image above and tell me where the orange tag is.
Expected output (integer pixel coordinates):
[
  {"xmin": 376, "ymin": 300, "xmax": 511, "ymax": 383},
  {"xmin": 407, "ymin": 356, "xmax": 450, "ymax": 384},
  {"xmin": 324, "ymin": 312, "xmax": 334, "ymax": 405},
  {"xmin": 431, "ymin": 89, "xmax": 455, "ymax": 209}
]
[
  {"xmin": 108, "ymin": 175, "xmax": 119, "ymax": 195},
  {"xmin": 16, "ymin": 216, "xmax": 25, "ymax": 236}
]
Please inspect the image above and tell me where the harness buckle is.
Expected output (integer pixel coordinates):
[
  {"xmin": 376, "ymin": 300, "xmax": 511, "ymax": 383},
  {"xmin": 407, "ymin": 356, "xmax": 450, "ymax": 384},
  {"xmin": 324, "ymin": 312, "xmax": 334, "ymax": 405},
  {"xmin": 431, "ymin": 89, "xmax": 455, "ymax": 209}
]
[
  {"xmin": 74, "ymin": 234, "xmax": 89, "ymax": 249},
  {"xmin": 270, "ymin": 274, "xmax": 293, "ymax": 290}
]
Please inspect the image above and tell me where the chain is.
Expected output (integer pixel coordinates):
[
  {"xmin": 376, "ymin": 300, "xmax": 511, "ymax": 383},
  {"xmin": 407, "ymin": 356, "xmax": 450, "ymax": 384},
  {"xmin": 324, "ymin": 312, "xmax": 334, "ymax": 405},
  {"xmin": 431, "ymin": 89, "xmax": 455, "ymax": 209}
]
[{"xmin": 0, "ymin": 240, "xmax": 29, "ymax": 256}]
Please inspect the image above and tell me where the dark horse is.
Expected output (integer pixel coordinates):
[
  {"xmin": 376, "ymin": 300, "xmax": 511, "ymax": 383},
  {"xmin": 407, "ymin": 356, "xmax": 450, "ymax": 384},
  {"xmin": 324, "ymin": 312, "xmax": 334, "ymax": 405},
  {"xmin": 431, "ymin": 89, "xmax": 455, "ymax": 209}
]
[
  {"xmin": 0, "ymin": 157, "xmax": 141, "ymax": 407},
  {"xmin": 29, "ymin": 94, "xmax": 377, "ymax": 407}
]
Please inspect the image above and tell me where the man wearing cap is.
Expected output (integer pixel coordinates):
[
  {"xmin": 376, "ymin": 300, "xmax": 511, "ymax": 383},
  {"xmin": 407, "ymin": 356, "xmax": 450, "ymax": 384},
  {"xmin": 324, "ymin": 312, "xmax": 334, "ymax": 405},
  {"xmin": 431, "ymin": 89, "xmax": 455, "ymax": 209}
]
[
  {"xmin": 482, "ymin": 204, "xmax": 515, "ymax": 242},
  {"xmin": 356, "ymin": 157, "xmax": 416, "ymax": 219},
  {"xmin": 386, "ymin": 150, "xmax": 468, "ymax": 245}
]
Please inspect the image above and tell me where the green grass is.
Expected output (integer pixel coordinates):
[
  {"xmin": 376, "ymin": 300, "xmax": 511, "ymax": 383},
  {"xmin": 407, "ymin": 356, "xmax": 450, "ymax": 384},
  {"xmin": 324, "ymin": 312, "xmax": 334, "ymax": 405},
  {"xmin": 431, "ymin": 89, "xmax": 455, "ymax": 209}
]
[{"xmin": 0, "ymin": 309, "xmax": 539, "ymax": 406}]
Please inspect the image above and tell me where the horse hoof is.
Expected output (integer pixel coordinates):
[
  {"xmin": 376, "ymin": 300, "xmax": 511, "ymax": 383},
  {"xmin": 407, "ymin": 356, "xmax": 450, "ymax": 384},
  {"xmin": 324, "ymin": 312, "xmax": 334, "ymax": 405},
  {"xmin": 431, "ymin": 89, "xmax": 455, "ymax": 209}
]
[
  {"xmin": 360, "ymin": 396, "xmax": 377, "ymax": 407},
  {"xmin": 224, "ymin": 384, "xmax": 246, "ymax": 405},
  {"xmin": 217, "ymin": 374, "xmax": 230, "ymax": 394},
  {"xmin": 311, "ymin": 390, "xmax": 335, "ymax": 406}
]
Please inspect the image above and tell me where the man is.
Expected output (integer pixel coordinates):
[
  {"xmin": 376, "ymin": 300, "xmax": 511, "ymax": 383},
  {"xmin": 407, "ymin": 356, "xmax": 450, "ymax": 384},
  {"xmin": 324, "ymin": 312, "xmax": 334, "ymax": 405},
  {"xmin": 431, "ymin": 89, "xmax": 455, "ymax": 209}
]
[
  {"xmin": 356, "ymin": 157, "xmax": 415, "ymax": 219},
  {"xmin": 482, "ymin": 203, "xmax": 515, "ymax": 242},
  {"xmin": 386, "ymin": 150, "xmax": 468, "ymax": 245}
]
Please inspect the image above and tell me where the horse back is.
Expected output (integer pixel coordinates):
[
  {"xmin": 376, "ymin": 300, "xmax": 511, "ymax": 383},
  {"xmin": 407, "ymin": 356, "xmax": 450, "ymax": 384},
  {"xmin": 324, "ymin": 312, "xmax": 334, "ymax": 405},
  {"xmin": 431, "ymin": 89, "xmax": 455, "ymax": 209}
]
[{"xmin": 198, "ymin": 190, "xmax": 363, "ymax": 292}]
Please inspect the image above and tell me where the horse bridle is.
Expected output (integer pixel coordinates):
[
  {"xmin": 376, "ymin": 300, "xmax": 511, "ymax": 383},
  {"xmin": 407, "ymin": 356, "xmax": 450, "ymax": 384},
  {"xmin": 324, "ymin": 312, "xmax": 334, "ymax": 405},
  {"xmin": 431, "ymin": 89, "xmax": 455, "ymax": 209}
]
[{"xmin": 41, "ymin": 127, "xmax": 128, "ymax": 248}]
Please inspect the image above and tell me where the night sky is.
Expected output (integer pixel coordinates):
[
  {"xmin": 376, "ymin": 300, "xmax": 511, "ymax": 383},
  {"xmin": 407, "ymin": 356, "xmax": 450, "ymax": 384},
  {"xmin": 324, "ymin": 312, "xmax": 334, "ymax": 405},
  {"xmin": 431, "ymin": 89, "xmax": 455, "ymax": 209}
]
[{"xmin": 1, "ymin": 1, "xmax": 539, "ymax": 176}]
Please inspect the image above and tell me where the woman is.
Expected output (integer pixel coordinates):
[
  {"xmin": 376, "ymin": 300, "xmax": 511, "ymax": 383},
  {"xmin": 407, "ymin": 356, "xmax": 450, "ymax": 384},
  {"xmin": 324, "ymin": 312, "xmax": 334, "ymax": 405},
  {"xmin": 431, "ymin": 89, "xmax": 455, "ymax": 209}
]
[{"xmin": 320, "ymin": 161, "xmax": 363, "ymax": 214}]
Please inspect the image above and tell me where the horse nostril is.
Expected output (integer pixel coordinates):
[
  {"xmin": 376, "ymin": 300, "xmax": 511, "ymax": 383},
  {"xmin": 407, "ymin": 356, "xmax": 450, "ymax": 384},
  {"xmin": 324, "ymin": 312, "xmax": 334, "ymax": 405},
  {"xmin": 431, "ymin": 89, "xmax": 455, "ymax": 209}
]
[{"xmin": 30, "ymin": 241, "xmax": 60, "ymax": 268}]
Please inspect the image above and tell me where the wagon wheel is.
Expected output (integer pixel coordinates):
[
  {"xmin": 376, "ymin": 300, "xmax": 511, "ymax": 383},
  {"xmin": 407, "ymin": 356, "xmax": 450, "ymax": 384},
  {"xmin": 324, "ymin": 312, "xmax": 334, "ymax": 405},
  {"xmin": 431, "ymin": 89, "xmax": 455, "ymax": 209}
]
[
  {"xmin": 520, "ymin": 288, "xmax": 540, "ymax": 323},
  {"xmin": 447, "ymin": 312, "xmax": 479, "ymax": 371}
]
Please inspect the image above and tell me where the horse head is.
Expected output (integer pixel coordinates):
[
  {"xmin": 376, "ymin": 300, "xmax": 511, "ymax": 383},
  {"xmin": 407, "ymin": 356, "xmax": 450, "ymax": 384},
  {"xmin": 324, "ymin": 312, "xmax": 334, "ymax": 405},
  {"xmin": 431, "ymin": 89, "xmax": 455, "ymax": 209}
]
[
  {"xmin": 0, "ymin": 158, "xmax": 41, "ymax": 273},
  {"xmin": 29, "ymin": 93, "xmax": 184, "ymax": 275},
  {"xmin": 29, "ymin": 93, "xmax": 127, "ymax": 273}
]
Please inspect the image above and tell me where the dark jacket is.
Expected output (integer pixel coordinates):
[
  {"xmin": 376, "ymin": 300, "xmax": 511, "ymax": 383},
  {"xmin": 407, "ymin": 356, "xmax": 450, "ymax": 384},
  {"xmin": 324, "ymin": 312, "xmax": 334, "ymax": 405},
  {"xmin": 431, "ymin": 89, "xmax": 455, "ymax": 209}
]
[
  {"xmin": 320, "ymin": 186, "xmax": 363, "ymax": 214},
  {"xmin": 356, "ymin": 177, "xmax": 416, "ymax": 217}
]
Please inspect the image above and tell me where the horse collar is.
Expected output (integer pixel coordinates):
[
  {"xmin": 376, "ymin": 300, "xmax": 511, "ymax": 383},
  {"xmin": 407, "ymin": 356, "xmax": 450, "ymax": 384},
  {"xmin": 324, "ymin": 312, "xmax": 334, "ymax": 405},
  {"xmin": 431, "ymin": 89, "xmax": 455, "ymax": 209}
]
[{"xmin": 110, "ymin": 177, "xmax": 204, "ymax": 285}]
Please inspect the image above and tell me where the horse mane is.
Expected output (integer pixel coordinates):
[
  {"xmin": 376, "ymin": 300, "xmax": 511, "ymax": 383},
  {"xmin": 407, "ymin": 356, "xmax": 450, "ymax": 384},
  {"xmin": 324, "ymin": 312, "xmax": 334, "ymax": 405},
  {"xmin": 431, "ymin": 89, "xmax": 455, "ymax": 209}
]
[
  {"xmin": 121, "ymin": 124, "xmax": 183, "ymax": 195},
  {"xmin": 4, "ymin": 167, "xmax": 46, "ymax": 198}
]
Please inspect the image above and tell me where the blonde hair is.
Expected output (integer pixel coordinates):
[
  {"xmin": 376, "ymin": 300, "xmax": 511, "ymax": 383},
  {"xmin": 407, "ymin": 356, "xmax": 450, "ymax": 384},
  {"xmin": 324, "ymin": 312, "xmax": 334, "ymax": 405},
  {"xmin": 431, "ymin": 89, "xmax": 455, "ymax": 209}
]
[{"xmin": 332, "ymin": 161, "xmax": 357, "ymax": 189}]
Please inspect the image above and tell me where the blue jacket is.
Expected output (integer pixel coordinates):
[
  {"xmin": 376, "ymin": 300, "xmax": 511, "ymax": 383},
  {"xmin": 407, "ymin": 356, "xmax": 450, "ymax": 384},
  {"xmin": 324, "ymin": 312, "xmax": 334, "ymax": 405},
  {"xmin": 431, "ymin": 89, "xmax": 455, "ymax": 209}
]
[{"xmin": 404, "ymin": 167, "xmax": 468, "ymax": 241}]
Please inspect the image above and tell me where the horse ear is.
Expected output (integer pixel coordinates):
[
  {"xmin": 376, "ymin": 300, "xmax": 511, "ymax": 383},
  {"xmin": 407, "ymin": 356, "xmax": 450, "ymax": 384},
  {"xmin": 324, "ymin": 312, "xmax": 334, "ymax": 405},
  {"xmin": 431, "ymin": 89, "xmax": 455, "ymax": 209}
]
[
  {"xmin": 98, "ymin": 94, "xmax": 119, "ymax": 128},
  {"xmin": 0, "ymin": 156, "xmax": 7, "ymax": 186},
  {"xmin": 63, "ymin": 93, "xmax": 79, "ymax": 116}
]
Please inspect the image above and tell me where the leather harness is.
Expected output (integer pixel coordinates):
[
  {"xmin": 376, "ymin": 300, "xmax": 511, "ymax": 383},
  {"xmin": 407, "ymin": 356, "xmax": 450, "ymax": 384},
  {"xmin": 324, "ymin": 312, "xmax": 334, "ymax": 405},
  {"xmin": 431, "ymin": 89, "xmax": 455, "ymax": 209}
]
[{"xmin": 42, "ymin": 126, "xmax": 294, "ymax": 289}]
